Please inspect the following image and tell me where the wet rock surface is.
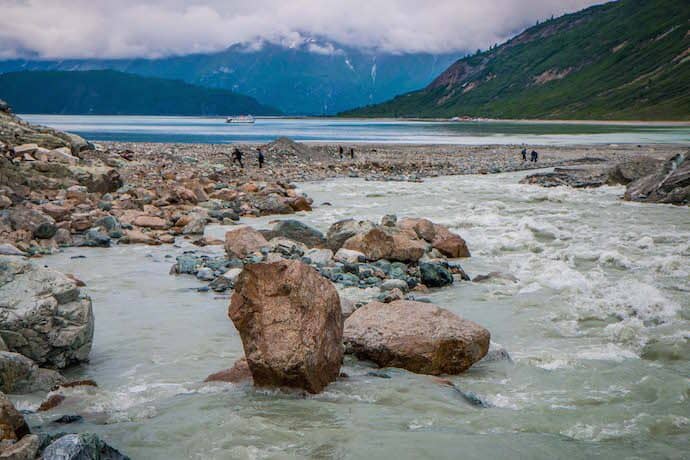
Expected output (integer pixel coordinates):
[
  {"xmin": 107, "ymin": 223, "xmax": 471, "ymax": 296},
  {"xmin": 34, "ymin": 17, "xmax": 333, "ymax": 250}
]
[{"xmin": 40, "ymin": 433, "xmax": 130, "ymax": 460}]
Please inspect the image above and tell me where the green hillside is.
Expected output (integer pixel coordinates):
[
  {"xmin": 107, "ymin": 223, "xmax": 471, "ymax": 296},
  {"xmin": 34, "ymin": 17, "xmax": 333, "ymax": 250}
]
[
  {"xmin": 343, "ymin": 0, "xmax": 690, "ymax": 121},
  {"xmin": 0, "ymin": 70, "xmax": 280, "ymax": 115}
]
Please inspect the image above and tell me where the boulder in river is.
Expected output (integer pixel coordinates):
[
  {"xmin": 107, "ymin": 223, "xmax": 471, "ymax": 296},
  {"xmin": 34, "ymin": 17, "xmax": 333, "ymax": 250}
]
[
  {"xmin": 41, "ymin": 433, "xmax": 130, "ymax": 460},
  {"xmin": 344, "ymin": 300, "xmax": 490, "ymax": 375},
  {"xmin": 229, "ymin": 260, "xmax": 343, "ymax": 393},
  {"xmin": 271, "ymin": 220, "xmax": 326, "ymax": 248},
  {"xmin": 398, "ymin": 218, "xmax": 470, "ymax": 258},
  {"xmin": 326, "ymin": 219, "xmax": 376, "ymax": 251},
  {"xmin": 342, "ymin": 227, "xmax": 393, "ymax": 261},
  {"xmin": 343, "ymin": 227, "xmax": 425, "ymax": 263},
  {"xmin": 0, "ymin": 256, "xmax": 94, "ymax": 368},
  {"xmin": 419, "ymin": 262, "xmax": 454, "ymax": 287},
  {"xmin": 224, "ymin": 226, "xmax": 268, "ymax": 259}
]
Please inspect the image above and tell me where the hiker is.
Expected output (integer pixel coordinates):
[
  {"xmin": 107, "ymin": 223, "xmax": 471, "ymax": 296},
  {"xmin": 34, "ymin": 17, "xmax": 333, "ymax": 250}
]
[
  {"xmin": 257, "ymin": 148, "xmax": 265, "ymax": 168},
  {"xmin": 338, "ymin": 145, "xmax": 344, "ymax": 159},
  {"xmin": 521, "ymin": 148, "xmax": 527, "ymax": 161},
  {"xmin": 232, "ymin": 147, "xmax": 244, "ymax": 168},
  {"xmin": 349, "ymin": 147, "xmax": 355, "ymax": 159},
  {"xmin": 531, "ymin": 150, "xmax": 539, "ymax": 162}
]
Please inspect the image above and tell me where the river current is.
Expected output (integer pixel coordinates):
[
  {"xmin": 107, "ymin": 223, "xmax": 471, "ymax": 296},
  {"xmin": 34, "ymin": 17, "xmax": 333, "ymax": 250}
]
[{"xmin": 17, "ymin": 169, "xmax": 689, "ymax": 459}]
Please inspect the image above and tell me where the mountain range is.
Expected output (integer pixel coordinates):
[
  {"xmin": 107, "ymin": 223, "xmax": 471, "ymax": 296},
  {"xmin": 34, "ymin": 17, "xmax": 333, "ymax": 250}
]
[
  {"xmin": 344, "ymin": 0, "xmax": 690, "ymax": 120},
  {"xmin": 0, "ymin": 40, "xmax": 460, "ymax": 115},
  {"xmin": 0, "ymin": 70, "xmax": 279, "ymax": 116}
]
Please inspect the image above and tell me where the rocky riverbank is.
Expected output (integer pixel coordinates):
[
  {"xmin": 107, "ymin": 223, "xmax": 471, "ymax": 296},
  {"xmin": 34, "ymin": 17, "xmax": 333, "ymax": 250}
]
[{"xmin": 1, "ymin": 103, "xmax": 313, "ymax": 256}]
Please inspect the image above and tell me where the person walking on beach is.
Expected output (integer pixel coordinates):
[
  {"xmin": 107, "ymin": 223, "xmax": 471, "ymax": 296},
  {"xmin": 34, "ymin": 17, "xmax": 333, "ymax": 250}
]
[
  {"xmin": 349, "ymin": 147, "xmax": 355, "ymax": 159},
  {"xmin": 257, "ymin": 148, "xmax": 265, "ymax": 169},
  {"xmin": 232, "ymin": 147, "xmax": 244, "ymax": 168},
  {"xmin": 530, "ymin": 150, "xmax": 539, "ymax": 162},
  {"xmin": 338, "ymin": 145, "xmax": 344, "ymax": 159},
  {"xmin": 521, "ymin": 148, "xmax": 527, "ymax": 161}
]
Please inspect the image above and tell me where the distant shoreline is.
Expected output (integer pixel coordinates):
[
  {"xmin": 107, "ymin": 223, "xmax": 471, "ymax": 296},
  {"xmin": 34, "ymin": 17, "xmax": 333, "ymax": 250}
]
[{"xmin": 18, "ymin": 113, "xmax": 690, "ymax": 126}]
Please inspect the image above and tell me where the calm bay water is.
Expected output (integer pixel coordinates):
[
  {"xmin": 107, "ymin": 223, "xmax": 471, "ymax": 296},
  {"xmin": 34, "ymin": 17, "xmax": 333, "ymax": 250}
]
[
  {"xmin": 16, "ymin": 170, "xmax": 689, "ymax": 459},
  {"xmin": 20, "ymin": 115, "xmax": 690, "ymax": 145}
]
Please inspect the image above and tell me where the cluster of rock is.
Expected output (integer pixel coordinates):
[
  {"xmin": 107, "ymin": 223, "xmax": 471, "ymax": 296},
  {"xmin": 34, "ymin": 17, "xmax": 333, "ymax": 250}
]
[
  {"xmin": 173, "ymin": 216, "xmax": 471, "ymax": 303},
  {"xmin": 521, "ymin": 153, "xmax": 689, "ymax": 205},
  {"xmin": 217, "ymin": 258, "xmax": 490, "ymax": 394},
  {"xmin": 0, "ymin": 102, "xmax": 315, "ymax": 255},
  {"xmin": 196, "ymin": 215, "xmax": 490, "ymax": 395},
  {"xmin": 0, "ymin": 392, "xmax": 129, "ymax": 459}
]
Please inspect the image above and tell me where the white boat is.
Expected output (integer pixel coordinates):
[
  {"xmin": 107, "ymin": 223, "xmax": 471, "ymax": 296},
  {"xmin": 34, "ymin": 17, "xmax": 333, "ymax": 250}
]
[{"xmin": 226, "ymin": 115, "xmax": 255, "ymax": 124}]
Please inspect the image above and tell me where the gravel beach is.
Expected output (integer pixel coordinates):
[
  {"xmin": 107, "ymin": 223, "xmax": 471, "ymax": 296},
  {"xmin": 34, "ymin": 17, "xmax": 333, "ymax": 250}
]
[{"xmin": 104, "ymin": 140, "xmax": 683, "ymax": 183}]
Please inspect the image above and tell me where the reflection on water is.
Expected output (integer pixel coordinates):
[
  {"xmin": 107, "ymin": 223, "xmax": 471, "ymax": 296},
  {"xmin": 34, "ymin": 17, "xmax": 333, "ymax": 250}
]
[
  {"xmin": 20, "ymin": 115, "xmax": 690, "ymax": 145},
  {"xmin": 24, "ymin": 170, "xmax": 689, "ymax": 459}
]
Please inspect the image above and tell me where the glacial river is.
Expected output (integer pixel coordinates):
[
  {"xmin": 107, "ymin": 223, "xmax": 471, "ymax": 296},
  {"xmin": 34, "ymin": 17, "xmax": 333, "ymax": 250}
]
[
  {"xmin": 19, "ymin": 170, "xmax": 690, "ymax": 459},
  {"xmin": 20, "ymin": 114, "xmax": 690, "ymax": 146}
]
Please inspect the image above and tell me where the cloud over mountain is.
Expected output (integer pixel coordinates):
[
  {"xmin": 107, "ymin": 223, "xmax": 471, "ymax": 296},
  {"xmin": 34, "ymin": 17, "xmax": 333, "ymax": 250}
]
[{"xmin": 0, "ymin": 0, "xmax": 603, "ymax": 59}]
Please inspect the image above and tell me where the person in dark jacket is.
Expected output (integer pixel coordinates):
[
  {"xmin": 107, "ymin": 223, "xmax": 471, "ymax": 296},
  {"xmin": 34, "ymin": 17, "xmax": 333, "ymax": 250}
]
[
  {"xmin": 521, "ymin": 148, "xmax": 527, "ymax": 161},
  {"xmin": 530, "ymin": 150, "xmax": 539, "ymax": 162},
  {"xmin": 232, "ymin": 147, "xmax": 243, "ymax": 168},
  {"xmin": 257, "ymin": 148, "xmax": 265, "ymax": 168},
  {"xmin": 338, "ymin": 145, "xmax": 344, "ymax": 159},
  {"xmin": 349, "ymin": 147, "xmax": 355, "ymax": 159}
]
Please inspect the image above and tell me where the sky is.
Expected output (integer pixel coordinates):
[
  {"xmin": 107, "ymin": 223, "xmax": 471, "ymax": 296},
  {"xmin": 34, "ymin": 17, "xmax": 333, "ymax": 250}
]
[{"xmin": 0, "ymin": 0, "xmax": 605, "ymax": 59}]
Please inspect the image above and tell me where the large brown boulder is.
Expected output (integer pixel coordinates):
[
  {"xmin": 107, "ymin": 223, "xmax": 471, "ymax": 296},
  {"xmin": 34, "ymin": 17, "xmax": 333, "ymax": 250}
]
[
  {"xmin": 228, "ymin": 260, "xmax": 343, "ymax": 393},
  {"xmin": 224, "ymin": 226, "xmax": 268, "ymax": 258},
  {"xmin": 344, "ymin": 300, "xmax": 489, "ymax": 375}
]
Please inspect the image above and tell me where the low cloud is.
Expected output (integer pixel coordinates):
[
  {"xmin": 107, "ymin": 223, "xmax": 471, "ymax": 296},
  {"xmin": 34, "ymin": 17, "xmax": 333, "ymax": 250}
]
[{"xmin": 0, "ymin": 0, "xmax": 604, "ymax": 59}]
